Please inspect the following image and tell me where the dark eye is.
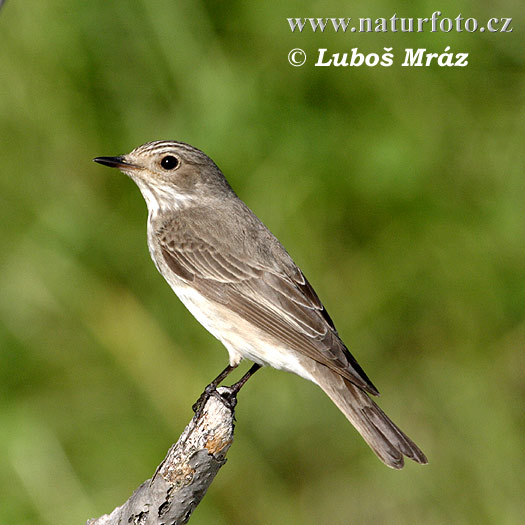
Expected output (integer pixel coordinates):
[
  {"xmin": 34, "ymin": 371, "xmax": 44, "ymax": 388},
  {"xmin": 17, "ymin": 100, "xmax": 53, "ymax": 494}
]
[{"xmin": 161, "ymin": 155, "xmax": 179, "ymax": 170}]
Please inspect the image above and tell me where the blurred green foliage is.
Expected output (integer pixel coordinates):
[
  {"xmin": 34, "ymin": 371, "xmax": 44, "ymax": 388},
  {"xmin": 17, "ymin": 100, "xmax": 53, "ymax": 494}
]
[{"xmin": 0, "ymin": 1, "xmax": 524, "ymax": 523}]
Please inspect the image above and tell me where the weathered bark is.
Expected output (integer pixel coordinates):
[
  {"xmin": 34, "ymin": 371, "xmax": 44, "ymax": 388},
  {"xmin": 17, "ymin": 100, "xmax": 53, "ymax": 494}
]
[{"xmin": 87, "ymin": 387, "xmax": 236, "ymax": 525}]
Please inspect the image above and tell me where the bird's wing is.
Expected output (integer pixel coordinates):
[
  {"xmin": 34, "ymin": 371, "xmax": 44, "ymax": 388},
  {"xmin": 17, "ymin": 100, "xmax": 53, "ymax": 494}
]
[{"xmin": 159, "ymin": 234, "xmax": 379, "ymax": 396}]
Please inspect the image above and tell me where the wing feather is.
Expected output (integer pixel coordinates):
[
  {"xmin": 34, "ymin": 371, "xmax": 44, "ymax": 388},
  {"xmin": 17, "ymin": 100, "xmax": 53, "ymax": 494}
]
[{"xmin": 159, "ymin": 234, "xmax": 378, "ymax": 395}]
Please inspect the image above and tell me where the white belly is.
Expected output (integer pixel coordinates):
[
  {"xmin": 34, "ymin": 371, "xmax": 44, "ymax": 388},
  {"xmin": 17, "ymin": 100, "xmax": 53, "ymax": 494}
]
[{"xmin": 171, "ymin": 284, "xmax": 316, "ymax": 383}]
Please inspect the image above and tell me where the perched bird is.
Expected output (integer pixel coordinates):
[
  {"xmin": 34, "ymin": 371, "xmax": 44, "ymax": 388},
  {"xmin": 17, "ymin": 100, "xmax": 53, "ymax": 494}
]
[{"xmin": 94, "ymin": 141, "xmax": 427, "ymax": 469}]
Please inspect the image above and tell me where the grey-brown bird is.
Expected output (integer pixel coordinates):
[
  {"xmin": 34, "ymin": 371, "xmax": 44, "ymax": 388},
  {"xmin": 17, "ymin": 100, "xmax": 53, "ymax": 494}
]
[{"xmin": 94, "ymin": 140, "xmax": 427, "ymax": 469}]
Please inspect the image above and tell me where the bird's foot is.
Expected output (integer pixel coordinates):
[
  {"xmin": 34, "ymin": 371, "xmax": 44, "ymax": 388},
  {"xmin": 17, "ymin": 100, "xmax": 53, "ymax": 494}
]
[
  {"xmin": 192, "ymin": 363, "xmax": 262, "ymax": 419},
  {"xmin": 192, "ymin": 364, "xmax": 238, "ymax": 418},
  {"xmin": 216, "ymin": 386, "xmax": 239, "ymax": 411},
  {"xmin": 192, "ymin": 383, "xmax": 223, "ymax": 418}
]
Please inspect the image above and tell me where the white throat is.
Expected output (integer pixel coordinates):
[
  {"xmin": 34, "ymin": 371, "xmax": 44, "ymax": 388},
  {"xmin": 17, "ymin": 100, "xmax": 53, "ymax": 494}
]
[{"xmin": 134, "ymin": 179, "xmax": 193, "ymax": 218}]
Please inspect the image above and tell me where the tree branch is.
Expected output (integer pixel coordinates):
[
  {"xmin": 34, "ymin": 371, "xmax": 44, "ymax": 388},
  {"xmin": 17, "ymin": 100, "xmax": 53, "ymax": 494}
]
[{"xmin": 87, "ymin": 387, "xmax": 237, "ymax": 525}]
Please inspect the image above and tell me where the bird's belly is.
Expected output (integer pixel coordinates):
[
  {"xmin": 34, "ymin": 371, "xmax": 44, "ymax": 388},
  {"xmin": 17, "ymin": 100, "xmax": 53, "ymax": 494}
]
[{"xmin": 171, "ymin": 284, "xmax": 315, "ymax": 382}]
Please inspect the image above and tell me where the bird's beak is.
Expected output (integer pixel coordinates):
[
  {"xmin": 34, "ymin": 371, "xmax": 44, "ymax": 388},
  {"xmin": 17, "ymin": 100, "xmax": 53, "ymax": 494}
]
[{"xmin": 93, "ymin": 156, "xmax": 138, "ymax": 169}]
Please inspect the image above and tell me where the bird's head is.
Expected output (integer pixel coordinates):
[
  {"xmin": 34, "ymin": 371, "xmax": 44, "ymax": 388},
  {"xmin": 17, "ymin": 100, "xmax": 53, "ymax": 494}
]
[{"xmin": 94, "ymin": 140, "xmax": 233, "ymax": 213}]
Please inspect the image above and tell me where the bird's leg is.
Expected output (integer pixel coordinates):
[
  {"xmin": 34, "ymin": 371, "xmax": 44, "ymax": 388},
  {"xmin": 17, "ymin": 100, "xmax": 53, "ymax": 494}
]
[
  {"xmin": 228, "ymin": 363, "xmax": 262, "ymax": 394},
  {"xmin": 192, "ymin": 364, "xmax": 238, "ymax": 415},
  {"xmin": 210, "ymin": 364, "xmax": 238, "ymax": 387},
  {"xmin": 192, "ymin": 363, "xmax": 262, "ymax": 416},
  {"xmin": 220, "ymin": 363, "xmax": 262, "ymax": 408}
]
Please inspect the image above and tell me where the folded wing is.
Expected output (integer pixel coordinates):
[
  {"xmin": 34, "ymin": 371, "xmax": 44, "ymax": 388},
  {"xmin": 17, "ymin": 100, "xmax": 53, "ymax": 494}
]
[{"xmin": 159, "ymin": 233, "xmax": 379, "ymax": 396}]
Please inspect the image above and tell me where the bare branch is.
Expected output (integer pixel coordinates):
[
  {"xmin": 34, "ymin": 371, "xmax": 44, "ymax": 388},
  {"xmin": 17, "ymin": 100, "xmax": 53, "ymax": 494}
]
[{"xmin": 87, "ymin": 387, "xmax": 236, "ymax": 525}]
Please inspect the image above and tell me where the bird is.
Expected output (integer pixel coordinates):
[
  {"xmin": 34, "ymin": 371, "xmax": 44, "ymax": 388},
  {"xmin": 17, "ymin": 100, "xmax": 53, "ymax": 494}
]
[{"xmin": 94, "ymin": 140, "xmax": 427, "ymax": 469}]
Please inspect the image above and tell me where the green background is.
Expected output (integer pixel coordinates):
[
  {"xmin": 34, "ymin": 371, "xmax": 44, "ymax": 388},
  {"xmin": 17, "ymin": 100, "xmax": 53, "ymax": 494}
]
[{"xmin": 1, "ymin": 1, "xmax": 523, "ymax": 523}]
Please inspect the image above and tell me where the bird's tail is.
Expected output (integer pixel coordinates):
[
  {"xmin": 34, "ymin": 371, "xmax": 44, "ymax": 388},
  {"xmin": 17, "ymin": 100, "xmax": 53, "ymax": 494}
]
[{"xmin": 313, "ymin": 365, "xmax": 428, "ymax": 469}]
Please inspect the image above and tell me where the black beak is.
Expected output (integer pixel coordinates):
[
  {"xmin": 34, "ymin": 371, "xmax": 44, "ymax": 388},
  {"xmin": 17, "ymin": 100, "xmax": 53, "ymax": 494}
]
[{"xmin": 93, "ymin": 156, "xmax": 136, "ymax": 169}]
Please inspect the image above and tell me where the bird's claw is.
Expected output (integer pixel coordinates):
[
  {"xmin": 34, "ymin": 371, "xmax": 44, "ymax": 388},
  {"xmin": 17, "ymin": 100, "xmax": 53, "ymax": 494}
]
[{"xmin": 192, "ymin": 383, "xmax": 238, "ymax": 419}]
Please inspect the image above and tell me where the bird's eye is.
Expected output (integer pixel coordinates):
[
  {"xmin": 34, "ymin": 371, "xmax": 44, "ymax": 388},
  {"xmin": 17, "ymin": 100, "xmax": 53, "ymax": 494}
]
[{"xmin": 160, "ymin": 155, "xmax": 179, "ymax": 170}]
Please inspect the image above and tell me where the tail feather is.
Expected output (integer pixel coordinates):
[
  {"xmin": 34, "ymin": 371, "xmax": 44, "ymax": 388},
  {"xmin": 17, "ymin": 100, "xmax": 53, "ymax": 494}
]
[{"xmin": 313, "ymin": 365, "xmax": 428, "ymax": 469}]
